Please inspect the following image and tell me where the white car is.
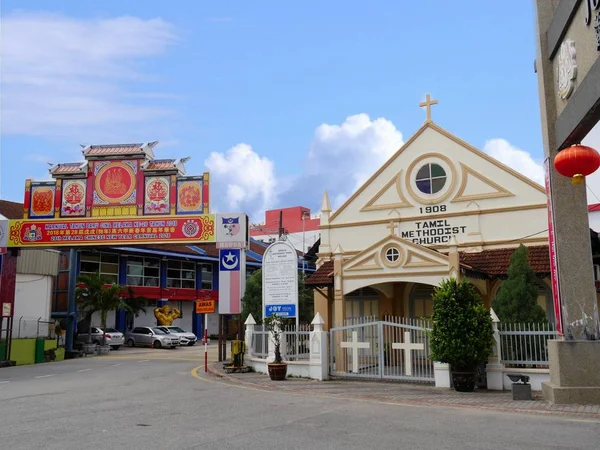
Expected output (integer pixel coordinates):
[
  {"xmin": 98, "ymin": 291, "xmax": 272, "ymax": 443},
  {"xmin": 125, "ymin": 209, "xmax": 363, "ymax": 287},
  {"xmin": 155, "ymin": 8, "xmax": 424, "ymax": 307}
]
[{"xmin": 157, "ymin": 326, "xmax": 197, "ymax": 346}]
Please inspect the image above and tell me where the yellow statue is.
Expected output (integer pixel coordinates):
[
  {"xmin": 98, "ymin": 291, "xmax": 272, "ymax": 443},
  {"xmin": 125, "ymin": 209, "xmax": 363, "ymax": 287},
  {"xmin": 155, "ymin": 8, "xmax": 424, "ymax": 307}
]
[{"xmin": 154, "ymin": 305, "xmax": 182, "ymax": 326}]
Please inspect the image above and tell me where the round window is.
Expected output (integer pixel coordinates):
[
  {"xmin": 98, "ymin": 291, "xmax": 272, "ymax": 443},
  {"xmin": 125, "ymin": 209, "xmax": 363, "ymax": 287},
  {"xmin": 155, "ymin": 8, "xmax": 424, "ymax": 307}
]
[
  {"xmin": 385, "ymin": 247, "xmax": 400, "ymax": 263},
  {"xmin": 415, "ymin": 163, "xmax": 447, "ymax": 195}
]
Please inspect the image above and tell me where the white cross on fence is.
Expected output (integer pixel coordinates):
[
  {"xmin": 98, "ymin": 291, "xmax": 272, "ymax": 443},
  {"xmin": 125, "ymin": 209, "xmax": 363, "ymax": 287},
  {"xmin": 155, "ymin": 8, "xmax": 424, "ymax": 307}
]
[
  {"xmin": 340, "ymin": 330, "xmax": 370, "ymax": 374},
  {"xmin": 392, "ymin": 331, "xmax": 424, "ymax": 376}
]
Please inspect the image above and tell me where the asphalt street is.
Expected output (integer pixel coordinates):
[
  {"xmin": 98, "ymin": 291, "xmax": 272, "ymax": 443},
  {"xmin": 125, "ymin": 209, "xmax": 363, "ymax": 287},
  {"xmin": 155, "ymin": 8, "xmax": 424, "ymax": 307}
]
[{"xmin": 0, "ymin": 346, "xmax": 598, "ymax": 450}]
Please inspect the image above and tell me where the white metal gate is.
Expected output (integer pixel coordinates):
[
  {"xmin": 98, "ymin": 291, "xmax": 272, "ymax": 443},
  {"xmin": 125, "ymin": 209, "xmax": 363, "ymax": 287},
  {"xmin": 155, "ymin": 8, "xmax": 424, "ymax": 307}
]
[{"xmin": 329, "ymin": 317, "xmax": 434, "ymax": 382}]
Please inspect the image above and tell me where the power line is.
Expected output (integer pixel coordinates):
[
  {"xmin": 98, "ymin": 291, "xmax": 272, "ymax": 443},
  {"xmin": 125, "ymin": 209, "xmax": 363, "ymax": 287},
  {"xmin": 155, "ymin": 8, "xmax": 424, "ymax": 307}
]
[{"xmin": 587, "ymin": 184, "xmax": 600, "ymax": 204}]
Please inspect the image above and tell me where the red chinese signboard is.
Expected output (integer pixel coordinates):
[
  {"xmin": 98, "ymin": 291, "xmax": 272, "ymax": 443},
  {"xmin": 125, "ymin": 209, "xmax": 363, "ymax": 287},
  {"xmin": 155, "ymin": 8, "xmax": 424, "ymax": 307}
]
[
  {"xmin": 544, "ymin": 159, "xmax": 563, "ymax": 335},
  {"xmin": 7, "ymin": 215, "xmax": 215, "ymax": 248}
]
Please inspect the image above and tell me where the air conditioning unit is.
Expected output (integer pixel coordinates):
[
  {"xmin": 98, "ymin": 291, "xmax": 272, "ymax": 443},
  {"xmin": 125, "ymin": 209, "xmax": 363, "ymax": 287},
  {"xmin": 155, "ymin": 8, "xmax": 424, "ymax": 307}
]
[{"xmin": 594, "ymin": 264, "xmax": 600, "ymax": 281}]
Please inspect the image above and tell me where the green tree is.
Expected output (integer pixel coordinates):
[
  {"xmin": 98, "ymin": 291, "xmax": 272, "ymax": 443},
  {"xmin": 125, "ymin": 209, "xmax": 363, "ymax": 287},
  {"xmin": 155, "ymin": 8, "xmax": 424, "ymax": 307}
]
[
  {"xmin": 492, "ymin": 245, "xmax": 547, "ymax": 323},
  {"xmin": 242, "ymin": 269, "xmax": 263, "ymax": 324},
  {"xmin": 76, "ymin": 273, "xmax": 146, "ymax": 346},
  {"xmin": 241, "ymin": 269, "xmax": 315, "ymax": 324},
  {"xmin": 429, "ymin": 278, "xmax": 494, "ymax": 371}
]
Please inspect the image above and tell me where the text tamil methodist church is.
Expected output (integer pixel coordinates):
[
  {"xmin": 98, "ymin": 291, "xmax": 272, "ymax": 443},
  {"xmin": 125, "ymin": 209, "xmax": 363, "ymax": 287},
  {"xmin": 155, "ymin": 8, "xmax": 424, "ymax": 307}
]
[{"xmin": 305, "ymin": 96, "xmax": 600, "ymax": 327}]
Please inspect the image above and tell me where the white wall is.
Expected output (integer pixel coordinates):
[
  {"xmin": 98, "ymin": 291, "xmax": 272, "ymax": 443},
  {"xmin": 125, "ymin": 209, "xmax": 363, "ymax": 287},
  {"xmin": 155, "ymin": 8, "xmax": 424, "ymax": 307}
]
[
  {"xmin": 14, "ymin": 273, "xmax": 53, "ymax": 339},
  {"xmin": 589, "ymin": 211, "xmax": 600, "ymax": 232}
]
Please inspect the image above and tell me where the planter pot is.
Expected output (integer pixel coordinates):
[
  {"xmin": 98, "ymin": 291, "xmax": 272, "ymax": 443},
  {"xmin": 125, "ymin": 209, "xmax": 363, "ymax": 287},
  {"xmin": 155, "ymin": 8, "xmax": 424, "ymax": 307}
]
[
  {"xmin": 96, "ymin": 345, "xmax": 111, "ymax": 356},
  {"xmin": 267, "ymin": 363, "xmax": 288, "ymax": 381},
  {"xmin": 82, "ymin": 343, "xmax": 97, "ymax": 355},
  {"xmin": 452, "ymin": 371, "xmax": 477, "ymax": 392}
]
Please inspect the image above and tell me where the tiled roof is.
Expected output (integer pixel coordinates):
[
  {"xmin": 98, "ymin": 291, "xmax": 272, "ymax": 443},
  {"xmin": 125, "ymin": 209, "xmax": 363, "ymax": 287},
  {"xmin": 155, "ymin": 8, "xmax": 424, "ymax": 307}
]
[
  {"xmin": 304, "ymin": 246, "xmax": 552, "ymax": 286},
  {"xmin": 144, "ymin": 159, "xmax": 177, "ymax": 171},
  {"xmin": 305, "ymin": 260, "xmax": 334, "ymax": 286},
  {"xmin": 83, "ymin": 142, "xmax": 157, "ymax": 157},
  {"xmin": 49, "ymin": 162, "xmax": 87, "ymax": 176},
  {"xmin": 459, "ymin": 246, "xmax": 550, "ymax": 277},
  {"xmin": 0, "ymin": 200, "xmax": 24, "ymax": 219}
]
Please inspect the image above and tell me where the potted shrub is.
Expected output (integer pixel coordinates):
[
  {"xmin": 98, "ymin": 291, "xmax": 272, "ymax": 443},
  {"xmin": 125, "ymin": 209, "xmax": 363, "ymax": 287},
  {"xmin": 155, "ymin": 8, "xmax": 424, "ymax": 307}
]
[
  {"xmin": 264, "ymin": 314, "xmax": 287, "ymax": 380},
  {"xmin": 429, "ymin": 278, "xmax": 494, "ymax": 392}
]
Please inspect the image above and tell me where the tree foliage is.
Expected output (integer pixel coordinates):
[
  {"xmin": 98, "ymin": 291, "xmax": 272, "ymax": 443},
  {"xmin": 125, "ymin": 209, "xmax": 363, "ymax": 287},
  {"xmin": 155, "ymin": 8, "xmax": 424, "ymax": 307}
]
[
  {"xmin": 241, "ymin": 269, "xmax": 315, "ymax": 324},
  {"xmin": 492, "ymin": 245, "xmax": 547, "ymax": 323},
  {"xmin": 429, "ymin": 278, "xmax": 494, "ymax": 370},
  {"xmin": 76, "ymin": 272, "xmax": 147, "ymax": 345}
]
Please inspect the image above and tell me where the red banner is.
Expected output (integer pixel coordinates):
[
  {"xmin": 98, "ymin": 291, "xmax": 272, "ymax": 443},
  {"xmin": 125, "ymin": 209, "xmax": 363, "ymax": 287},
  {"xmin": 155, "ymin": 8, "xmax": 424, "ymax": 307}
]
[
  {"xmin": 8, "ymin": 214, "xmax": 215, "ymax": 247},
  {"xmin": 545, "ymin": 159, "xmax": 563, "ymax": 335}
]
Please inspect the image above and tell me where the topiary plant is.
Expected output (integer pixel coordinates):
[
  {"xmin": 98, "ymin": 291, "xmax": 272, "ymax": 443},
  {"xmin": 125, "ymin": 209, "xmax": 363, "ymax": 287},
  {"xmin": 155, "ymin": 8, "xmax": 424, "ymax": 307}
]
[
  {"xmin": 429, "ymin": 278, "xmax": 494, "ymax": 372},
  {"xmin": 492, "ymin": 244, "xmax": 547, "ymax": 323}
]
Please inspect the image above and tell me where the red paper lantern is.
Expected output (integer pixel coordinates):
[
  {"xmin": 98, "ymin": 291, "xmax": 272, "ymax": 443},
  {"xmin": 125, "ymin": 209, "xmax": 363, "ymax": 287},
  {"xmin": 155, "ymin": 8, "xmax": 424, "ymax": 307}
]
[{"xmin": 554, "ymin": 144, "xmax": 600, "ymax": 185}]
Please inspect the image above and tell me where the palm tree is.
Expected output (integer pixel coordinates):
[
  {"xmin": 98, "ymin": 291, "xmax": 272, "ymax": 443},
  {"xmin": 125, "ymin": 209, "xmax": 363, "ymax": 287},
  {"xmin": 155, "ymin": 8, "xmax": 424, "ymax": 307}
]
[
  {"xmin": 76, "ymin": 273, "xmax": 143, "ymax": 347},
  {"xmin": 124, "ymin": 287, "xmax": 149, "ymax": 331}
]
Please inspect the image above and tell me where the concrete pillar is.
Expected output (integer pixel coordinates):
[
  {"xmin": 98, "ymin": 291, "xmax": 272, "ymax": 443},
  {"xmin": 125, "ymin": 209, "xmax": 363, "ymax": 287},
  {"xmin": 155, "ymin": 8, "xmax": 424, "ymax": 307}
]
[
  {"xmin": 309, "ymin": 313, "xmax": 329, "ymax": 381},
  {"xmin": 534, "ymin": 0, "xmax": 600, "ymax": 403},
  {"xmin": 332, "ymin": 245, "xmax": 345, "ymax": 326},
  {"xmin": 313, "ymin": 287, "xmax": 330, "ymax": 331},
  {"xmin": 448, "ymin": 236, "xmax": 460, "ymax": 281},
  {"xmin": 486, "ymin": 309, "xmax": 505, "ymax": 391},
  {"xmin": 244, "ymin": 314, "xmax": 255, "ymax": 358}
]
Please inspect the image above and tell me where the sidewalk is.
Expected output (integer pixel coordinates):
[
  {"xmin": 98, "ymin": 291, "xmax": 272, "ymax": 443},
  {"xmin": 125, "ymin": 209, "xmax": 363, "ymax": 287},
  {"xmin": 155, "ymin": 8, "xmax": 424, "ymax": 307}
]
[{"xmin": 207, "ymin": 361, "xmax": 600, "ymax": 419}]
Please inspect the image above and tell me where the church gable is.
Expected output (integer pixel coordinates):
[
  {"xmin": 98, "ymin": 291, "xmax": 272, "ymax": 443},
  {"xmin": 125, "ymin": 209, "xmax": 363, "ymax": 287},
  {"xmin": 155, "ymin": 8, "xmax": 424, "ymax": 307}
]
[
  {"xmin": 328, "ymin": 122, "xmax": 547, "ymax": 226},
  {"xmin": 343, "ymin": 233, "xmax": 449, "ymax": 276}
]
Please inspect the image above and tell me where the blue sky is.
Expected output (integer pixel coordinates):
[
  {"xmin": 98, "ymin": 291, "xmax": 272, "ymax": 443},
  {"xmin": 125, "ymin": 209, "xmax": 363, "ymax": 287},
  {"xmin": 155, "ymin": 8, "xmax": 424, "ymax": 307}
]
[{"xmin": 4, "ymin": 0, "xmax": 591, "ymax": 220}]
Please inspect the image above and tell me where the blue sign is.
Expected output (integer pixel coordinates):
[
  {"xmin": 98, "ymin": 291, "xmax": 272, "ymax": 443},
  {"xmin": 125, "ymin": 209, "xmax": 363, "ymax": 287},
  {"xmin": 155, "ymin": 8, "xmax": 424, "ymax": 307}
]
[
  {"xmin": 265, "ymin": 304, "xmax": 296, "ymax": 318},
  {"xmin": 219, "ymin": 249, "xmax": 240, "ymax": 271}
]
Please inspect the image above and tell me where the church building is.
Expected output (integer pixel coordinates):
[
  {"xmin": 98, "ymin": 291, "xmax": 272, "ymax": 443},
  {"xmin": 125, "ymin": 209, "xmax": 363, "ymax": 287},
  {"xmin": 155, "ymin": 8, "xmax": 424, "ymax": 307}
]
[{"xmin": 306, "ymin": 96, "xmax": 561, "ymax": 328}]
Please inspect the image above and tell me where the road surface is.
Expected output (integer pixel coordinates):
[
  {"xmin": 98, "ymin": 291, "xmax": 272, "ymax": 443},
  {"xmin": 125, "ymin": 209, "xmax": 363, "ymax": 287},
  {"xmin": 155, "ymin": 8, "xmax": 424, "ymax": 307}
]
[{"xmin": 0, "ymin": 346, "xmax": 598, "ymax": 450}]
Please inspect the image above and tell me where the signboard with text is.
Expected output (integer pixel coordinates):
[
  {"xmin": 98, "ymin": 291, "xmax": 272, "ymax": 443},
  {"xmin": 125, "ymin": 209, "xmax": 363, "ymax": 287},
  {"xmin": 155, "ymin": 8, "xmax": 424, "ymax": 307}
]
[
  {"xmin": 196, "ymin": 300, "xmax": 216, "ymax": 314},
  {"xmin": 7, "ymin": 215, "xmax": 216, "ymax": 247},
  {"xmin": 262, "ymin": 240, "xmax": 298, "ymax": 319}
]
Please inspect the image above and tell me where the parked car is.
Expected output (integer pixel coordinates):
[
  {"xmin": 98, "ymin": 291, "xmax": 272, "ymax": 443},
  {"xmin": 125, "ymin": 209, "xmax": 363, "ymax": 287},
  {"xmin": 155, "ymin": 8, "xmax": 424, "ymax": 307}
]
[
  {"xmin": 125, "ymin": 326, "xmax": 180, "ymax": 349},
  {"xmin": 76, "ymin": 327, "xmax": 125, "ymax": 350},
  {"xmin": 156, "ymin": 326, "xmax": 198, "ymax": 346}
]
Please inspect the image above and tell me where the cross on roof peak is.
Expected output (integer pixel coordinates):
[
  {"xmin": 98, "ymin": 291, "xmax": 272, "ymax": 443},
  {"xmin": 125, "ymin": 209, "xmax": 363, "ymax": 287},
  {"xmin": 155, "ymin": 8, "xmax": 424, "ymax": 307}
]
[{"xmin": 419, "ymin": 94, "xmax": 438, "ymax": 123}]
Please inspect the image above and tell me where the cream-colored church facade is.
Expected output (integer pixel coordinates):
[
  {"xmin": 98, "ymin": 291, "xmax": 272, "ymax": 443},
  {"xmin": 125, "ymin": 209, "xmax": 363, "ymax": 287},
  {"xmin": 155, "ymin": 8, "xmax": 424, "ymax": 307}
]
[{"xmin": 307, "ymin": 98, "xmax": 554, "ymax": 328}]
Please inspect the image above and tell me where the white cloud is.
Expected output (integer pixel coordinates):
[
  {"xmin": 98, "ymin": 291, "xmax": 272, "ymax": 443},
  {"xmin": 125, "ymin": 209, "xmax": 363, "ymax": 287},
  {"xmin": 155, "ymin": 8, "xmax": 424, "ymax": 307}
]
[
  {"xmin": 204, "ymin": 144, "xmax": 278, "ymax": 220},
  {"xmin": 204, "ymin": 114, "xmax": 405, "ymax": 219},
  {"xmin": 482, "ymin": 138, "xmax": 545, "ymax": 185},
  {"xmin": 1, "ymin": 12, "xmax": 176, "ymax": 137},
  {"xmin": 204, "ymin": 114, "xmax": 404, "ymax": 218},
  {"xmin": 301, "ymin": 114, "xmax": 404, "ymax": 208}
]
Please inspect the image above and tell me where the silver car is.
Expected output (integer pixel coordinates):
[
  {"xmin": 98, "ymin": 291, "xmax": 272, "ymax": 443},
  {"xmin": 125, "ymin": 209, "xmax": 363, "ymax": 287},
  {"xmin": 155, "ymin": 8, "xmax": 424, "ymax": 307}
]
[
  {"xmin": 125, "ymin": 326, "xmax": 180, "ymax": 349},
  {"xmin": 76, "ymin": 327, "xmax": 125, "ymax": 350},
  {"xmin": 157, "ymin": 326, "xmax": 197, "ymax": 346}
]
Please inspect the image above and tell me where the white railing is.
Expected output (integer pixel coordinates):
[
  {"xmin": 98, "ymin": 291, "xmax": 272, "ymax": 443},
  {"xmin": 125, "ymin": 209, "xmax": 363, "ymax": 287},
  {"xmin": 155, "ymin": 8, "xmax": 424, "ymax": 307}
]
[
  {"xmin": 249, "ymin": 323, "xmax": 312, "ymax": 361},
  {"xmin": 250, "ymin": 324, "xmax": 269, "ymax": 358},
  {"xmin": 282, "ymin": 323, "xmax": 311, "ymax": 361},
  {"xmin": 497, "ymin": 322, "xmax": 557, "ymax": 367}
]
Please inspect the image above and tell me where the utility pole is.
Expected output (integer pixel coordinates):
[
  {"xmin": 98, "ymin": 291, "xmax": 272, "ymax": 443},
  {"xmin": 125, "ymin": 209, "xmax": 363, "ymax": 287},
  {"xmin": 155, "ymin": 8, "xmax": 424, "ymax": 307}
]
[
  {"xmin": 301, "ymin": 210, "xmax": 309, "ymax": 277},
  {"xmin": 278, "ymin": 210, "xmax": 283, "ymax": 240}
]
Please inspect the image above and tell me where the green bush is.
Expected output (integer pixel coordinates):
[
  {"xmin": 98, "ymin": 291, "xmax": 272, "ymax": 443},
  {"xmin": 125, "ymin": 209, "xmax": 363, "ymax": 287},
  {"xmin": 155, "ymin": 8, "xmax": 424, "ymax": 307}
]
[
  {"xmin": 429, "ymin": 278, "xmax": 494, "ymax": 371},
  {"xmin": 492, "ymin": 244, "xmax": 547, "ymax": 323}
]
